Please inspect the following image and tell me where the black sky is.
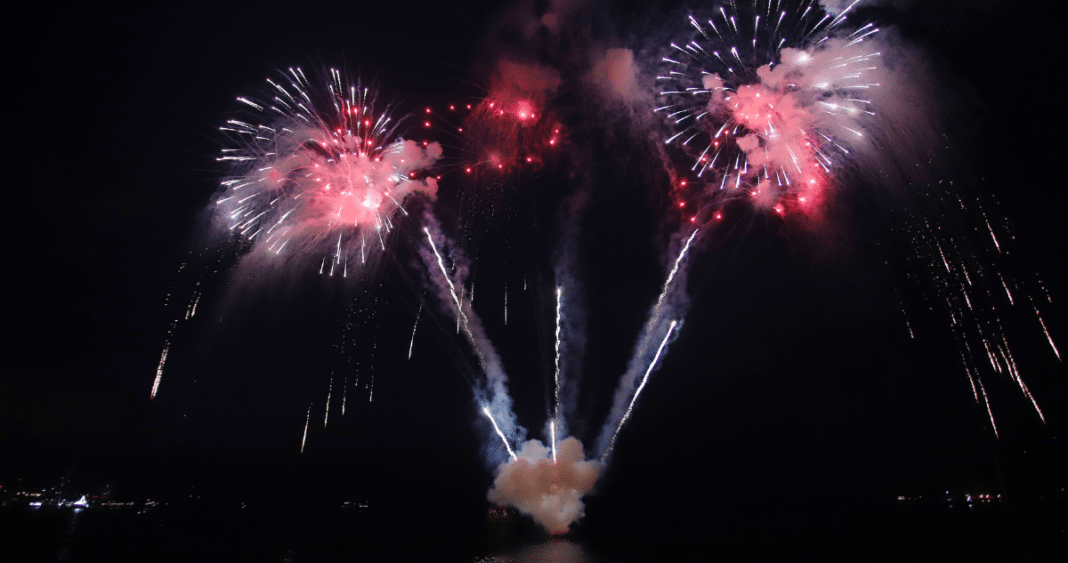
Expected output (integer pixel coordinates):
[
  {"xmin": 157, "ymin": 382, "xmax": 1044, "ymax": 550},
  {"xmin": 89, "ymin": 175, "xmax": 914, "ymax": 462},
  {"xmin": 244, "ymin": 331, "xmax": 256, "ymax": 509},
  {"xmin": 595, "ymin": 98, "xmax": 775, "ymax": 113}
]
[{"xmin": 4, "ymin": 0, "xmax": 1067, "ymax": 553}]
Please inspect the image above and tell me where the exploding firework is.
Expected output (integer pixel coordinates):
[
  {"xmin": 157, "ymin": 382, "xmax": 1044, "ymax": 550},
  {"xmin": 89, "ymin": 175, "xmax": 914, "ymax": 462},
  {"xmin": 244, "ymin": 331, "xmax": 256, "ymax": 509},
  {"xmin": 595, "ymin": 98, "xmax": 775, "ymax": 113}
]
[
  {"xmin": 657, "ymin": 0, "xmax": 879, "ymax": 218},
  {"xmin": 215, "ymin": 67, "xmax": 442, "ymax": 275},
  {"xmin": 652, "ymin": 1, "xmax": 1060, "ymax": 435}
]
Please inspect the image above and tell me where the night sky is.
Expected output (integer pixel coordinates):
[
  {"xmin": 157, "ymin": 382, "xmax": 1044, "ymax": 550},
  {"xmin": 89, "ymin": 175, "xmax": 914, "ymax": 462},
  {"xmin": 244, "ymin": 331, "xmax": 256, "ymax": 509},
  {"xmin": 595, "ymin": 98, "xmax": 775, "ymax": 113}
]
[{"xmin": 4, "ymin": 0, "xmax": 1067, "ymax": 557}]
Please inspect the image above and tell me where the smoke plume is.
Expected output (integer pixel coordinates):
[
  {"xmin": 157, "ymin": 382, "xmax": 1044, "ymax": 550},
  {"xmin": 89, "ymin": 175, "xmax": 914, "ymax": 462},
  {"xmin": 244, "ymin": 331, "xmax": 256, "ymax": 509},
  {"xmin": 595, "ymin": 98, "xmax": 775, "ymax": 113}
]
[{"xmin": 487, "ymin": 437, "xmax": 602, "ymax": 533}]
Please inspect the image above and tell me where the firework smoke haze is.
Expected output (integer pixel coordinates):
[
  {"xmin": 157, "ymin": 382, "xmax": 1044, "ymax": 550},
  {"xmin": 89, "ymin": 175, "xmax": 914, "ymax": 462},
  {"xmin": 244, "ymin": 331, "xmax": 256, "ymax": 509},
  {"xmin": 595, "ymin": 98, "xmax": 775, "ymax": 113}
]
[
  {"xmin": 215, "ymin": 68, "xmax": 442, "ymax": 276},
  {"xmin": 487, "ymin": 437, "xmax": 601, "ymax": 534},
  {"xmin": 589, "ymin": 48, "xmax": 643, "ymax": 104}
]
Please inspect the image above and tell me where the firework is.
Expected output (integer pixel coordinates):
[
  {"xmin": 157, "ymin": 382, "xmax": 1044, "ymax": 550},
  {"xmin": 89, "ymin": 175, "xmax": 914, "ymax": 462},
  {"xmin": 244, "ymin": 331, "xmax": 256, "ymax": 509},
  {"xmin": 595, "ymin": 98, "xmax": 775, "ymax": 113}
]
[
  {"xmin": 657, "ymin": 0, "xmax": 879, "ymax": 216},
  {"xmin": 216, "ymin": 67, "xmax": 442, "ymax": 273}
]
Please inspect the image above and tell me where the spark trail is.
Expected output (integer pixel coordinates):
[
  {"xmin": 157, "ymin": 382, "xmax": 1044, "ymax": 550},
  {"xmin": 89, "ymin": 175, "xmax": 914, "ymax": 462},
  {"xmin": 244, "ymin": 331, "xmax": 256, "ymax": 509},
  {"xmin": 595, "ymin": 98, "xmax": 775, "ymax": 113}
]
[
  {"xmin": 150, "ymin": 343, "xmax": 169, "ymax": 400},
  {"xmin": 595, "ymin": 229, "xmax": 700, "ymax": 459},
  {"xmin": 655, "ymin": 229, "xmax": 699, "ymax": 314},
  {"xmin": 600, "ymin": 320, "xmax": 679, "ymax": 461},
  {"xmin": 300, "ymin": 404, "xmax": 311, "ymax": 454},
  {"xmin": 483, "ymin": 406, "xmax": 517, "ymax": 460},
  {"xmin": 554, "ymin": 286, "xmax": 563, "ymax": 419},
  {"xmin": 408, "ymin": 299, "xmax": 424, "ymax": 360}
]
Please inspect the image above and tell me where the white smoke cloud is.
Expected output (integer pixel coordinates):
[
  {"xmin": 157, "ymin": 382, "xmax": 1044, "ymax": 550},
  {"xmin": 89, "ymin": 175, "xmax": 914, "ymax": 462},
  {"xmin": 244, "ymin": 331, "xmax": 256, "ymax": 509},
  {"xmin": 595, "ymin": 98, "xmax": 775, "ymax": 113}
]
[{"xmin": 487, "ymin": 437, "xmax": 602, "ymax": 534}]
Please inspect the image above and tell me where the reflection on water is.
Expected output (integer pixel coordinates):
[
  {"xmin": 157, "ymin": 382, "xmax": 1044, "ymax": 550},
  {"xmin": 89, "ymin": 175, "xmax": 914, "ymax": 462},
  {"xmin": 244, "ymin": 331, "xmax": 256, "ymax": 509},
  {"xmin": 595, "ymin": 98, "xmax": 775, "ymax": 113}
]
[
  {"xmin": 55, "ymin": 506, "xmax": 84, "ymax": 561},
  {"xmin": 477, "ymin": 538, "xmax": 597, "ymax": 563}
]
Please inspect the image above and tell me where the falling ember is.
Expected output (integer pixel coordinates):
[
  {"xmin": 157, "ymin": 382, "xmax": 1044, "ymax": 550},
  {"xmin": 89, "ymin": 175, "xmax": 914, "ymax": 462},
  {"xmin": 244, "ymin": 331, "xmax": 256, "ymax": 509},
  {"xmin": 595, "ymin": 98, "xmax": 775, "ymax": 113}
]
[
  {"xmin": 999, "ymin": 274, "xmax": 1014, "ymax": 305},
  {"xmin": 408, "ymin": 299, "xmax": 424, "ymax": 360},
  {"xmin": 982, "ymin": 211, "xmax": 1001, "ymax": 253},
  {"xmin": 483, "ymin": 406, "xmax": 517, "ymax": 460},
  {"xmin": 978, "ymin": 380, "xmax": 998, "ymax": 439},
  {"xmin": 963, "ymin": 364, "xmax": 979, "ymax": 403},
  {"xmin": 324, "ymin": 378, "xmax": 332, "ymax": 428},
  {"xmin": 300, "ymin": 404, "xmax": 312, "ymax": 454},
  {"xmin": 1031, "ymin": 298, "xmax": 1061, "ymax": 360},
  {"xmin": 150, "ymin": 343, "xmax": 169, "ymax": 400}
]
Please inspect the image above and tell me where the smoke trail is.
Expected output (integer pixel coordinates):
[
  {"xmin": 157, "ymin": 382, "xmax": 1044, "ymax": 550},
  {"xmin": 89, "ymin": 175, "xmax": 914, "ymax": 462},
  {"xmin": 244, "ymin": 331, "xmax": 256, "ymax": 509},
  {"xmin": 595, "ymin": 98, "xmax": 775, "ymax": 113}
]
[
  {"xmin": 600, "ymin": 320, "xmax": 680, "ymax": 460},
  {"xmin": 595, "ymin": 229, "xmax": 699, "ymax": 458},
  {"xmin": 419, "ymin": 211, "xmax": 523, "ymax": 457}
]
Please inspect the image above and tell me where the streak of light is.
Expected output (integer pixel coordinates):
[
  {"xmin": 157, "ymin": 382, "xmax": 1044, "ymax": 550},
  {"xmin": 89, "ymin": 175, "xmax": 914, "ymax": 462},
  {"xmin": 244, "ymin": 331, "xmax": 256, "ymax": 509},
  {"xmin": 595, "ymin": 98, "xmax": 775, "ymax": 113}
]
[
  {"xmin": 550, "ymin": 419, "xmax": 557, "ymax": 465},
  {"xmin": 483, "ymin": 406, "xmax": 517, "ymax": 460},
  {"xmin": 655, "ymin": 229, "xmax": 700, "ymax": 314},
  {"xmin": 150, "ymin": 344, "xmax": 169, "ymax": 400},
  {"xmin": 602, "ymin": 320, "xmax": 679, "ymax": 461},
  {"xmin": 408, "ymin": 299, "xmax": 423, "ymax": 360},
  {"xmin": 324, "ymin": 379, "xmax": 332, "ymax": 428},
  {"xmin": 978, "ymin": 380, "xmax": 998, "ymax": 439},
  {"xmin": 1031, "ymin": 298, "xmax": 1061, "ymax": 360},
  {"xmin": 301, "ymin": 404, "xmax": 311, "ymax": 454},
  {"xmin": 554, "ymin": 286, "xmax": 563, "ymax": 418}
]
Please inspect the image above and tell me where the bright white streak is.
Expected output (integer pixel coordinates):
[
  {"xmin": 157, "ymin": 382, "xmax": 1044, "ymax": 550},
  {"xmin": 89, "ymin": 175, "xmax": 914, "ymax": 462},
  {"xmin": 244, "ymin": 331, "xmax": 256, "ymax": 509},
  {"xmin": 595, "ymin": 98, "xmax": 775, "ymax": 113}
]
[
  {"xmin": 1033, "ymin": 302, "xmax": 1061, "ymax": 360},
  {"xmin": 423, "ymin": 227, "xmax": 471, "ymax": 332},
  {"xmin": 978, "ymin": 380, "xmax": 998, "ymax": 439},
  {"xmin": 554, "ymin": 286, "xmax": 563, "ymax": 418},
  {"xmin": 324, "ymin": 378, "xmax": 332, "ymax": 428},
  {"xmin": 150, "ymin": 344, "xmax": 169, "ymax": 399},
  {"xmin": 550, "ymin": 419, "xmax": 557, "ymax": 464},
  {"xmin": 483, "ymin": 406, "xmax": 517, "ymax": 460},
  {"xmin": 602, "ymin": 320, "xmax": 679, "ymax": 460},
  {"xmin": 655, "ymin": 230, "xmax": 699, "ymax": 313},
  {"xmin": 408, "ymin": 300, "xmax": 423, "ymax": 360},
  {"xmin": 300, "ymin": 405, "xmax": 311, "ymax": 454}
]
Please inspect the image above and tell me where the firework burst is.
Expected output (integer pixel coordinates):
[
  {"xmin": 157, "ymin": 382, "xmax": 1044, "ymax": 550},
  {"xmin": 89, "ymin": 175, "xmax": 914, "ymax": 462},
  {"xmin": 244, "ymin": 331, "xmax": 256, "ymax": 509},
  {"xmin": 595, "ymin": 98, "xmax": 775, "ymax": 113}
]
[
  {"xmin": 215, "ymin": 67, "xmax": 442, "ymax": 275},
  {"xmin": 657, "ymin": 0, "xmax": 879, "ymax": 218}
]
